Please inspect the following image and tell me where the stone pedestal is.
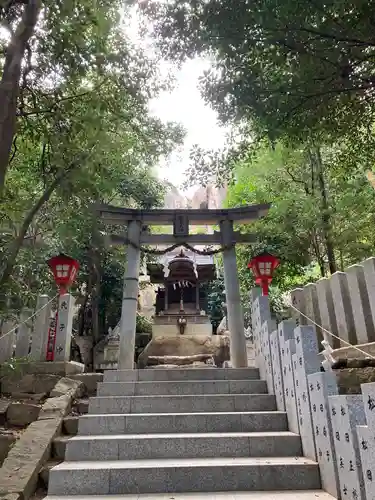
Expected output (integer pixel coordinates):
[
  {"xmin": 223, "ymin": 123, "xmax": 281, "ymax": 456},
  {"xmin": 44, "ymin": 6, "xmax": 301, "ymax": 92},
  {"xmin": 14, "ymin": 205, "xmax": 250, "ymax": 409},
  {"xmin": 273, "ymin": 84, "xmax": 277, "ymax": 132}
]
[{"xmin": 54, "ymin": 294, "xmax": 75, "ymax": 362}]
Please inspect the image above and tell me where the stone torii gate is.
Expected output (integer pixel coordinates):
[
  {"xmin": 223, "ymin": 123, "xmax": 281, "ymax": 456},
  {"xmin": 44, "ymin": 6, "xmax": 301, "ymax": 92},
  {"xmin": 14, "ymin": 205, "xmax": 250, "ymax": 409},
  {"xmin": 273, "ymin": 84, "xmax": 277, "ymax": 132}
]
[{"xmin": 96, "ymin": 203, "xmax": 270, "ymax": 369}]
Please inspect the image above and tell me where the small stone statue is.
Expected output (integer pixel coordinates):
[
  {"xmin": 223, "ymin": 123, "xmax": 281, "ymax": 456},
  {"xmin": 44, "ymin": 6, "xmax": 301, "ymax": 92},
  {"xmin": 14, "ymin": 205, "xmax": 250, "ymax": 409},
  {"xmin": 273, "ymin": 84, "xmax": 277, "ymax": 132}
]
[{"xmin": 177, "ymin": 316, "xmax": 187, "ymax": 335}]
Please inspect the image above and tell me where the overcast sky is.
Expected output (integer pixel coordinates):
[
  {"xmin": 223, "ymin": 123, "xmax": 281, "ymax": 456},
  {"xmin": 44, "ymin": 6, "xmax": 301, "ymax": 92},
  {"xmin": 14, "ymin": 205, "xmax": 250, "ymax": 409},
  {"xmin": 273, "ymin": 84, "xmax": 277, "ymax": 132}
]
[{"xmin": 149, "ymin": 57, "xmax": 227, "ymax": 193}]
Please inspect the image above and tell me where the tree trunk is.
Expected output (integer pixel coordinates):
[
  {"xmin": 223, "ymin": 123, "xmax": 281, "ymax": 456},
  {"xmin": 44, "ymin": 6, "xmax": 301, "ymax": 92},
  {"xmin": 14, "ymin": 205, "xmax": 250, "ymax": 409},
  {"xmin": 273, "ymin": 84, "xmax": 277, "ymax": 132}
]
[
  {"xmin": 0, "ymin": 0, "xmax": 41, "ymax": 194},
  {"xmin": 311, "ymin": 229, "xmax": 325, "ymax": 277},
  {"xmin": 0, "ymin": 163, "xmax": 78, "ymax": 287},
  {"xmin": 316, "ymin": 148, "xmax": 337, "ymax": 274},
  {"xmin": 310, "ymin": 147, "xmax": 337, "ymax": 275}
]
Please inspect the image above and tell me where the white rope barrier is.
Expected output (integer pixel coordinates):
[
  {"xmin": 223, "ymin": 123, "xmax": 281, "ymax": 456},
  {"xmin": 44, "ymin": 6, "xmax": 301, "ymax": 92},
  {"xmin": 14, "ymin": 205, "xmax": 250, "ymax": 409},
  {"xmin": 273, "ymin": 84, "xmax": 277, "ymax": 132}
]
[
  {"xmin": 0, "ymin": 294, "xmax": 59, "ymax": 340},
  {"xmin": 288, "ymin": 302, "xmax": 375, "ymax": 360}
]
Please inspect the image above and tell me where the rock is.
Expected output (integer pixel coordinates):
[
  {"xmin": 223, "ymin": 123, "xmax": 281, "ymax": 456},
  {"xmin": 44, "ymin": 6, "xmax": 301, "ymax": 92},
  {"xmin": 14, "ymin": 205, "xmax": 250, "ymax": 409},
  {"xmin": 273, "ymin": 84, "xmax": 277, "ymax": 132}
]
[
  {"xmin": 63, "ymin": 416, "xmax": 78, "ymax": 435},
  {"xmin": 147, "ymin": 354, "xmax": 215, "ymax": 366},
  {"xmin": 0, "ymin": 418, "xmax": 61, "ymax": 498},
  {"xmin": 0, "ymin": 400, "xmax": 10, "ymax": 423},
  {"xmin": 217, "ymin": 316, "xmax": 227, "ymax": 335},
  {"xmin": 138, "ymin": 335, "xmax": 230, "ymax": 368},
  {"xmin": 0, "ymin": 433, "xmax": 16, "ymax": 464},
  {"xmin": 1, "ymin": 374, "xmax": 59, "ymax": 395},
  {"xmin": 73, "ymin": 336, "xmax": 93, "ymax": 368},
  {"xmin": 6, "ymin": 402, "xmax": 40, "ymax": 426},
  {"xmin": 69, "ymin": 373, "xmax": 103, "ymax": 396},
  {"xmin": 50, "ymin": 377, "xmax": 84, "ymax": 399},
  {"xmin": 334, "ymin": 367, "xmax": 375, "ymax": 394},
  {"xmin": 38, "ymin": 395, "xmax": 72, "ymax": 419},
  {"xmin": 10, "ymin": 393, "xmax": 47, "ymax": 403}
]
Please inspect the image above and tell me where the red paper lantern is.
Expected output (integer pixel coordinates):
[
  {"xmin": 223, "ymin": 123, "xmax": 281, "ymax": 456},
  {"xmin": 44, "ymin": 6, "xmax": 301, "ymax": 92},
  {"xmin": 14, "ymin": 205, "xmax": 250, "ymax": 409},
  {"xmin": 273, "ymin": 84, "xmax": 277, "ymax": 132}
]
[
  {"xmin": 247, "ymin": 252, "xmax": 280, "ymax": 295},
  {"xmin": 47, "ymin": 253, "xmax": 79, "ymax": 295}
]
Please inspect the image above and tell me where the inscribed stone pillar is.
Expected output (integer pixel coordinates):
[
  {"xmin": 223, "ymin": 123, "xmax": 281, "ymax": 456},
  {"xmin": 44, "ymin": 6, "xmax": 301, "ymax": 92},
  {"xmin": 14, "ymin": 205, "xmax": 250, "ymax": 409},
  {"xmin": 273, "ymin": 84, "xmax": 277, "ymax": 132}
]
[
  {"xmin": 362, "ymin": 257, "xmax": 375, "ymax": 340},
  {"xmin": 251, "ymin": 293, "xmax": 271, "ymax": 367},
  {"xmin": 315, "ymin": 277, "xmax": 340, "ymax": 349},
  {"xmin": 279, "ymin": 321, "xmax": 299, "ymax": 434},
  {"xmin": 270, "ymin": 328, "xmax": 285, "ymax": 411},
  {"xmin": 0, "ymin": 319, "xmax": 16, "ymax": 363},
  {"xmin": 346, "ymin": 264, "xmax": 375, "ymax": 344},
  {"xmin": 330, "ymin": 271, "xmax": 357, "ymax": 346},
  {"xmin": 259, "ymin": 319, "xmax": 276, "ymax": 394},
  {"xmin": 54, "ymin": 293, "xmax": 75, "ymax": 362},
  {"xmin": 358, "ymin": 382, "xmax": 375, "ymax": 499},
  {"xmin": 15, "ymin": 308, "xmax": 32, "ymax": 358},
  {"xmin": 284, "ymin": 339, "xmax": 300, "ymax": 434},
  {"xmin": 303, "ymin": 283, "xmax": 324, "ymax": 348},
  {"xmin": 308, "ymin": 372, "xmax": 340, "ymax": 498},
  {"xmin": 290, "ymin": 288, "xmax": 307, "ymax": 326},
  {"xmin": 220, "ymin": 219, "xmax": 247, "ymax": 368},
  {"xmin": 356, "ymin": 425, "xmax": 375, "ymax": 500},
  {"xmin": 329, "ymin": 395, "xmax": 366, "ymax": 500},
  {"xmin": 118, "ymin": 219, "xmax": 142, "ymax": 370},
  {"xmin": 30, "ymin": 295, "xmax": 51, "ymax": 361},
  {"xmin": 292, "ymin": 325, "xmax": 320, "ymax": 460}
]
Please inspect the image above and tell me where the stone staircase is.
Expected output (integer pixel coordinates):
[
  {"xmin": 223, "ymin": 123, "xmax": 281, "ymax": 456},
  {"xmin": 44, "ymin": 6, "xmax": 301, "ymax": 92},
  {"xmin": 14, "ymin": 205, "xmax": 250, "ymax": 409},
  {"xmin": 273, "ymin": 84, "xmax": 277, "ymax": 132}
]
[{"xmin": 46, "ymin": 367, "xmax": 335, "ymax": 499}]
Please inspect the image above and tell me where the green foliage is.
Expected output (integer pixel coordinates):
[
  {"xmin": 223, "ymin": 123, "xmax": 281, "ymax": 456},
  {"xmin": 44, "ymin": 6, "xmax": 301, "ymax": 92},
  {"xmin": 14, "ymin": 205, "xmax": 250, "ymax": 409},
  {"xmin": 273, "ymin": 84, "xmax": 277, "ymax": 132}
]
[
  {"xmin": 137, "ymin": 0, "xmax": 375, "ymax": 143},
  {"xmin": 0, "ymin": 0, "xmax": 185, "ymax": 341},
  {"xmin": 206, "ymin": 277, "xmax": 225, "ymax": 325},
  {"xmin": 226, "ymin": 140, "xmax": 375, "ymax": 297},
  {"xmin": 136, "ymin": 313, "xmax": 153, "ymax": 334}
]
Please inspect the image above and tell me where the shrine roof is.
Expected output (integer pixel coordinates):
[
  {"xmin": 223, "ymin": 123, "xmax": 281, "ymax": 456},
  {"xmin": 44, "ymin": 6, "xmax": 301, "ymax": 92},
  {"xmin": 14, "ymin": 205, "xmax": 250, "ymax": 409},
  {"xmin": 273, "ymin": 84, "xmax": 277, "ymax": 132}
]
[
  {"xmin": 95, "ymin": 203, "xmax": 271, "ymax": 225},
  {"xmin": 147, "ymin": 250, "xmax": 216, "ymax": 283}
]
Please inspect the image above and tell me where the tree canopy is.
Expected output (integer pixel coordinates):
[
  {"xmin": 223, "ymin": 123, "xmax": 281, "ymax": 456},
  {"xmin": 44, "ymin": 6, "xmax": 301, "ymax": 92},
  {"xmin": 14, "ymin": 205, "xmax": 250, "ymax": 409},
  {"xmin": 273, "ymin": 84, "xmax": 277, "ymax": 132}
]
[
  {"xmin": 138, "ymin": 0, "xmax": 375, "ymax": 143},
  {"xmin": 0, "ymin": 0, "xmax": 185, "ymax": 342}
]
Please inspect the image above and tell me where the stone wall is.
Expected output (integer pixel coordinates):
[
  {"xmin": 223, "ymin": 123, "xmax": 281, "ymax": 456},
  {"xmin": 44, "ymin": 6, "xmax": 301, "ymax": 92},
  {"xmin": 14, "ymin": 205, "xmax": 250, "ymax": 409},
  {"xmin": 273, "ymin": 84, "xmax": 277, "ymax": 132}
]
[
  {"xmin": 290, "ymin": 257, "xmax": 375, "ymax": 348},
  {"xmin": 252, "ymin": 291, "xmax": 375, "ymax": 499}
]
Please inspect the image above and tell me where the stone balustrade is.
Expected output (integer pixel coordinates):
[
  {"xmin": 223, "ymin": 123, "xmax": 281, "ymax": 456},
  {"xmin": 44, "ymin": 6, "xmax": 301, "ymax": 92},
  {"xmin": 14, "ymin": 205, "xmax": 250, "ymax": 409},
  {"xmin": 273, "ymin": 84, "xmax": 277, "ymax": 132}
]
[
  {"xmin": 252, "ymin": 292, "xmax": 375, "ymax": 499},
  {"xmin": 291, "ymin": 257, "xmax": 375, "ymax": 348}
]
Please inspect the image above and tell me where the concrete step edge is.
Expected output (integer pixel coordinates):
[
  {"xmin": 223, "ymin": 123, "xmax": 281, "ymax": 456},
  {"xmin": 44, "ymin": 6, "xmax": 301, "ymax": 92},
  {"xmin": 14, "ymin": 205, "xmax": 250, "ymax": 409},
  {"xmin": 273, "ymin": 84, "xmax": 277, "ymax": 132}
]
[
  {"xmin": 51, "ymin": 456, "xmax": 317, "ymax": 470},
  {"xmin": 62, "ymin": 431, "xmax": 299, "ymax": 441},
  {"xmin": 45, "ymin": 493, "xmax": 335, "ymax": 500},
  {"xmin": 79, "ymin": 410, "xmax": 287, "ymax": 417}
]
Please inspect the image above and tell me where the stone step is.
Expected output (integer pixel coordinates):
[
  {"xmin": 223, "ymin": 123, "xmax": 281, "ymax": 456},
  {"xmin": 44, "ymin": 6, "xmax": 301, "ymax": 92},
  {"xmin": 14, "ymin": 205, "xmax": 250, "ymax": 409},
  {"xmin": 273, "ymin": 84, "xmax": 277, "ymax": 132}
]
[
  {"xmin": 88, "ymin": 394, "xmax": 277, "ymax": 414},
  {"xmin": 78, "ymin": 411, "xmax": 288, "ymax": 435},
  {"xmin": 62, "ymin": 431, "xmax": 302, "ymax": 461},
  {"xmin": 96, "ymin": 379, "xmax": 267, "ymax": 397},
  {"xmin": 104, "ymin": 367, "xmax": 260, "ymax": 383},
  {"xmin": 48, "ymin": 457, "xmax": 321, "ymax": 495},
  {"xmin": 45, "ymin": 492, "xmax": 337, "ymax": 500}
]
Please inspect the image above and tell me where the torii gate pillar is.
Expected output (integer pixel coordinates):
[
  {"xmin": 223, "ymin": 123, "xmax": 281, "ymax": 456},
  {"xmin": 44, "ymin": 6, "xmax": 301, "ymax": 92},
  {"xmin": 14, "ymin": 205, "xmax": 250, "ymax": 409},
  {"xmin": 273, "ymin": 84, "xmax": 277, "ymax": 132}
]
[
  {"xmin": 220, "ymin": 219, "xmax": 248, "ymax": 368},
  {"xmin": 118, "ymin": 219, "xmax": 142, "ymax": 369}
]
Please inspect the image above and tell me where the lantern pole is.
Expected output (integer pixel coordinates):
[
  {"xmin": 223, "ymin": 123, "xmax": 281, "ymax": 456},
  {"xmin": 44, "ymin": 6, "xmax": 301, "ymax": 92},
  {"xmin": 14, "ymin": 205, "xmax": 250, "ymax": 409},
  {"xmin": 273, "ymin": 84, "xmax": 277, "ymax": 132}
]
[{"xmin": 261, "ymin": 279, "xmax": 269, "ymax": 296}]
